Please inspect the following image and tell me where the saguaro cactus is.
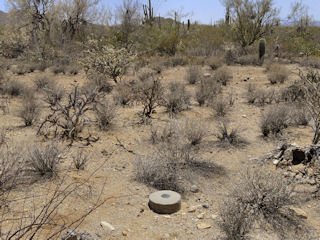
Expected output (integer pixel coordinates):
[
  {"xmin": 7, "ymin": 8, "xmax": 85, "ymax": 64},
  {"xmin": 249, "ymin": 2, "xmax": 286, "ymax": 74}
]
[
  {"xmin": 143, "ymin": 0, "xmax": 154, "ymax": 26},
  {"xmin": 259, "ymin": 38, "xmax": 266, "ymax": 64}
]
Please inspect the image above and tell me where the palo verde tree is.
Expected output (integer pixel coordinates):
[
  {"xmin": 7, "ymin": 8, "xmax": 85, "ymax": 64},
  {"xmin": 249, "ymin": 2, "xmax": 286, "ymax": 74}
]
[{"xmin": 222, "ymin": 0, "xmax": 279, "ymax": 49}]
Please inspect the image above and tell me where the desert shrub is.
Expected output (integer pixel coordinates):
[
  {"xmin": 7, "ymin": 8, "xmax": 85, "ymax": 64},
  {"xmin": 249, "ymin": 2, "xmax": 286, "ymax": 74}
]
[
  {"xmin": 137, "ymin": 68, "xmax": 156, "ymax": 82},
  {"xmin": 195, "ymin": 78, "xmax": 222, "ymax": 106},
  {"xmin": 67, "ymin": 65, "xmax": 79, "ymax": 75},
  {"xmin": 212, "ymin": 98, "xmax": 229, "ymax": 117},
  {"xmin": 267, "ymin": 64, "xmax": 289, "ymax": 84},
  {"xmin": 82, "ymin": 39, "xmax": 135, "ymax": 83},
  {"xmin": 18, "ymin": 95, "xmax": 39, "ymax": 126},
  {"xmin": 225, "ymin": 49, "xmax": 238, "ymax": 65},
  {"xmin": 134, "ymin": 76, "xmax": 163, "ymax": 117},
  {"xmin": 27, "ymin": 143, "xmax": 63, "ymax": 178},
  {"xmin": 150, "ymin": 120, "xmax": 180, "ymax": 144},
  {"xmin": 52, "ymin": 65, "xmax": 66, "ymax": 75},
  {"xmin": 214, "ymin": 66, "xmax": 232, "ymax": 86},
  {"xmin": 112, "ymin": 82, "xmax": 134, "ymax": 106},
  {"xmin": 38, "ymin": 86, "xmax": 102, "ymax": 143},
  {"xmin": 12, "ymin": 64, "xmax": 30, "ymax": 75},
  {"xmin": 86, "ymin": 72, "xmax": 113, "ymax": 93},
  {"xmin": 185, "ymin": 65, "xmax": 201, "ymax": 84},
  {"xmin": 34, "ymin": 62, "xmax": 49, "ymax": 72},
  {"xmin": 170, "ymin": 55, "xmax": 189, "ymax": 67},
  {"xmin": 255, "ymin": 88, "xmax": 275, "ymax": 105},
  {"xmin": 34, "ymin": 75, "xmax": 54, "ymax": 91},
  {"xmin": 207, "ymin": 56, "xmax": 223, "ymax": 70},
  {"xmin": 182, "ymin": 118, "xmax": 207, "ymax": 146},
  {"xmin": 290, "ymin": 105, "xmax": 309, "ymax": 126},
  {"xmin": 161, "ymin": 82, "xmax": 190, "ymax": 116},
  {"xmin": 261, "ymin": 105, "xmax": 289, "ymax": 136},
  {"xmin": 216, "ymin": 122, "xmax": 245, "ymax": 147},
  {"xmin": 72, "ymin": 149, "xmax": 89, "ymax": 170},
  {"xmin": 42, "ymin": 84, "xmax": 64, "ymax": 105},
  {"xmin": 4, "ymin": 79, "xmax": 24, "ymax": 96},
  {"xmin": 281, "ymin": 81, "xmax": 304, "ymax": 102},
  {"xmin": 246, "ymin": 83, "xmax": 257, "ymax": 104},
  {"xmin": 95, "ymin": 100, "xmax": 116, "ymax": 131},
  {"xmin": 220, "ymin": 168, "xmax": 306, "ymax": 240},
  {"xmin": 237, "ymin": 54, "xmax": 258, "ymax": 65}
]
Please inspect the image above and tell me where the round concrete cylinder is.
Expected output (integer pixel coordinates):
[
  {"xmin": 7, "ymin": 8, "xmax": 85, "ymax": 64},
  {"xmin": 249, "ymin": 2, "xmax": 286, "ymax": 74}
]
[{"xmin": 149, "ymin": 190, "xmax": 181, "ymax": 214}]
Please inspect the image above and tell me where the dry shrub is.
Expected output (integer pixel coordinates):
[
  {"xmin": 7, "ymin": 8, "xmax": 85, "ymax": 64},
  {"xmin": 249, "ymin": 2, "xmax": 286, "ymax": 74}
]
[
  {"xmin": 12, "ymin": 64, "xmax": 31, "ymax": 75},
  {"xmin": 267, "ymin": 64, "xmax": 289, "ymax": 84},
  {"xmin": 134, "ymin": 75, "xmax": 163, "ymax": 117},
  {"xmin": 246, "ymin": 83, "xmax": 257, "ymax": 104},
  {"xmin": 72, "ymin": 149, "xmax": 89, "ymax": 170},
  {"xmin": 86, "ymin": 72, "xmax": 113, "ymax": 93},
  {"xmin": 113, "ymin": 82, "xmax": 134, "ymax": 106},
  {"xmin": 289, "ymin": 104, "xmax": 309, "ymax": 126},
  {"xmin": 255, "ymin": 88, "xmax": 275, "ymax": 105},
  {"xmin": 3, "ymin": 79, "xmax": 24, "ymax": 96},
  {"xmin": 161, "ymin": 82, "xmax": 190, "ymax": 116},
  {"xmin": 43, "ymin": 83, "xmax": 64, "ymax": 105},
  {"xmin": 211, "ymin": 98, "xmax": 229, "ymax": 117},
  {"xmin": 237, "ymin": 54, "xmax": 258, "ymax": 66},
  {"xmin": 18, "ymin": 95, "xmax": 40, "ymax": 126},
  {"xmin": 216, "ymin": 122, "xmax": 245, "ymax": 147},
  {"xmin": 34, "ymin": 75, "xmax": 55, "ymax": 91},
  {"xmin": 280, "ymin": 81, "xmax": 304, "ymax": 102},
  {"xmin": 137, "ymin": 68, "xmax": 156, "ymax": 82},
  {"xmin": 95, "ymin": 100, "xmax": 116, "ymax": 131},
  {"xmin": 220, "ymin": 168, "xmax": 307, "ymax": 240},
  {"xmin": 52, "ymin": 65, "xmax": 66, "ymax": 75},
  {"xmin": 182, "ymin": 118, "xmax": 207, "ymax": 146},
  {"xmin": 214, "ymin": 66, "xmax": 232, "ymax": 86},
  {"xmin": 67, "ymin": 65, "xmax": 79, "ymax": 75},
  {"xmin": 225, "ymin": 49, "xmax": 238, "ymax": 65},
  {"xmin": 261, "ymin": 105, "xmax": 289, "ymax": 137},
  {"xmin": 26, "ymin": 143, "xmax": 63, "ymax": 178},
  {"xmin": 185, "ymin": 65, "xmax": 201, "ymax": 84},
  {"xmin": 207, "ymin": 56, "xmax": 223, "ymax": 70},
  {"xmin": 150, "ymin": 120, "xmax": 180, "ymax": 144},
  {"xmin": 170, "ymin": 55, "xmax": 189, "ymax": 67},
  {"xmin": 195, "ymin": 78, "xmax": 222, "ymax": 106}
]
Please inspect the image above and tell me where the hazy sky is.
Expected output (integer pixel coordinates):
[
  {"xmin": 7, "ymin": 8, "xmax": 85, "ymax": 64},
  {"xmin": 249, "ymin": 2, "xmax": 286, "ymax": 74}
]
[{"xmin": 0, "ymin": 0, "xmax": 319, "ymax": 24}]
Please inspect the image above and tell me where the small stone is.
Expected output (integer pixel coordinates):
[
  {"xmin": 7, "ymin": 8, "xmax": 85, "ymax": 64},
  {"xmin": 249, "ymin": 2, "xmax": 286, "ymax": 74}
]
[
  {"xmin": 191, "ymin": 185, "xmax": 199, "ymax": 193},
  {"xmin": 188, "ymin": 205, "xmax": 202, "ymax": 212},
  {"xmin": 122, "ymin": 230, "xmax": 128, "ymax": 236},
  {"xmin": 197, "ymin": 223, "xmax": 211, "ymax": 229},
  {"xmin": 211, "ymin": 214, "xmax": 218, "ymax": 219},
  {"xmin": 203, "ymin": 73, "xmax": 211, "ymax": 77},
  {"xmin": 289, "ymin": 207, "xmax": 308, "ymax": 219},
  {"xmin": 197, "ymin": 213, "xmax": 204, "ymax": 219},
  {"xmin": 61, "ymin": 230, "xmax": 77, "ymax": 240},
  {"xmin": 307, "ymin": 168, "xmax": 314, "ymax": 177},
  {"xmin": 273, "ymin": 159, "xmax": 280, "ymax": 165},
  {"xmin": 202, "ymin": 203, "xmax": 209, "ymax": 209},
  {"xmin": 100, "ymin": 221, "xmax": 115, "ymax": 231}
]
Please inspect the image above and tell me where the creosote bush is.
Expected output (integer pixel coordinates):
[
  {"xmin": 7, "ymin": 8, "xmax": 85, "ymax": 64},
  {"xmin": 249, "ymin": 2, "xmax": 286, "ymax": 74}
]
[
  {"xmin": 220, "ymin": 168, "xmax": 307, "ymax": 240},
  {"xmin": 195, "ymin": 78, "xmax": 222, "ymax": 106},
  {"xmin": 214, "ymin": 66, "xmax": 232, "ymax": 86},
  {"xmin": 161, "ymin": 81, "xmax": 190, "ymax": 116},
  {"xmin": 186, "ymin": 65, "xmax": 201, "ymax": 85},
  {"xmin": 267, "ymin": 64, "xmax": 289, "ymax": 84},
  {"xmin": 261, "ymin": 105, "xmax": 289, "ymax": 137},
  {"xmin": 27, "ymin": 143, "xmax": 63, "ymax": 178},
  {"xmin": 18, "ymin": 95, "xmax": 40, "ymax": 126}
]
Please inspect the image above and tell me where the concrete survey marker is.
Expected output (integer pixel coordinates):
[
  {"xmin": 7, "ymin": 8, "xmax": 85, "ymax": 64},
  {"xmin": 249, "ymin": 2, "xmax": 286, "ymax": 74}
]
[{"xmin": 149, "ymin": 190, "xmax": 181, "ymax": 214}]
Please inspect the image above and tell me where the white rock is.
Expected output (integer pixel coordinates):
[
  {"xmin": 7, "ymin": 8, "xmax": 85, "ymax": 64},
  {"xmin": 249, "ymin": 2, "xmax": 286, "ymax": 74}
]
[
  {"xmin": 191, "ymin": 185, "xmax": 199, "ymax": 193},
  {"xmin": 197, "ymin": 223, "xmax": 211, "ymax": 229},
  {"xmin": 273, "ymin": 159, "xmax": 280, "ymax": 165},
  {"xmin": 100, "ymin": 221, "xmax": 115, "ymax": 231}
]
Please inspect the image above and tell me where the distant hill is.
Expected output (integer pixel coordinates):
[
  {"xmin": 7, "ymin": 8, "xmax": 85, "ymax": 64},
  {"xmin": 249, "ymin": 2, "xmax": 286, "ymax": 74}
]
[{"xmin": 0, "ymin": 10, "xmax": 8, "ymax": 25}]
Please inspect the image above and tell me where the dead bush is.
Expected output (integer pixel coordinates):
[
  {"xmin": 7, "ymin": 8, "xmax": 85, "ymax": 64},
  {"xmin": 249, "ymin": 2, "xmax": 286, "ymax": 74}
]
[
  {"xmin": 150, "ymin": 120, "xmax": 180, "ymax": 144},
  {"xmin": 212, "ymin": 98, "xmax": 229, "ymax": 117},
  {"xmin": 214, "ymin": 66, "xmax": 232, "ymax": 86},
  {"xmin": 207, "ymin": 56, "xmax": 223, "ymax": 70},
  {"xmin": 182, "ymin": 118, "xmax": 207, "ymax": 146},
  {"xmin": 113, "ymin": 82, "xmax": 134, "ymax": 106},
  {"xmin": 38, "ymin": 86, "xmax": 102, "ymax": 144},
  {"xmin": 34, "ymin": 75, "xmax": 55, "ymax": 91},
  {"xmin": 134, "ymin": 76, "xmax": 163, "ymax": 117},
  {"xmin": 67, "ymin": 65, "xmax": 79, "ymax": 75},
  {"xmin": 42, "ymin": 84, "xmax": 64, "ymax": 105},
  {"xmin": 12, "ymin": 64, "xmax": 31, "ymax": 75},
  {"xmin": 255, "ymin": 88, "xmax": 275, "ymax": 105},
  {"xmin": 261, "ymin": 105, "xmax": 289, "ymax": 136},
  {"xmin": 18, "ymin": 95, "xmax": 40, "ymax": 126},
  {"xmin": 95, "ymin": 100, "xmax": 116, "ymax": 131},
  {"xmin": 220, "ymin": 168, "xmax": 306, "ymax": 240},
  {"xmin": 195, "ymin": 78, "xmax": 222, "ymax": 106},
  {"xmin": 267, "ymin": 64, "xmax": 289, "ymax": 84},
  {"xmin": 72, "ymin": 149, "xmax": 89, "ymax": 170},
  {"xmin": 52, "ymin": 65, "xmax": 66, "ymax": 75},
  {"xmin": 27, "ymin": 143, "xmax": 63, "ymax": 178},
  {"xmin": 281, "ymin": 81, "xmax": 304, "ymax": 102},
  {"xmin": 246, "ymin": 83, "xmax": 257, "ymax": 104},
  {"xmin": 289, "ymin": 104, "xmax": 309, "ymax": 126},
  {"xmin": 170, "ymin": 55, "xmax": 189, "ymax": 67},
  {"xmin": 185, "ymin": 65, "xmax": 201, "ymax": 84},
  {"xmin": 4, "ymin": 79, "xmax": 24, "ymax": 96},
  {"xmin": 225, "ymin": 49, "xmax": 238, "ymax": 65},
  {"xmin": 137, "ymin": 68, "xmax": 156, "ymax": 82},
  {"xmin": 216, "ymin": 122, "xmax": 245, "ymax": 147},
  {"xmin": 86, "ymin": 72, "xmax": 113, "ymax": 93},
  {"xmin": 161, "ymin": 82, "xmax": 190, "ymax": 116}
]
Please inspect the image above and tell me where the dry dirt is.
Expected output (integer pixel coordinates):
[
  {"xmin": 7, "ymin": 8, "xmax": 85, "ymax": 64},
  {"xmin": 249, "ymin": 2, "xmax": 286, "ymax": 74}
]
[{"xmin": 1, "ymin": 63, "xmax": 319, "ymax": 240}]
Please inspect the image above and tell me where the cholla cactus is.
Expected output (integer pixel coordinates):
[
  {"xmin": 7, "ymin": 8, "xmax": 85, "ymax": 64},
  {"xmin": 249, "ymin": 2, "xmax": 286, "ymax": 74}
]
[{"xmin": 83, "ymin": 39, "xmax": 136, "ymax": 83}]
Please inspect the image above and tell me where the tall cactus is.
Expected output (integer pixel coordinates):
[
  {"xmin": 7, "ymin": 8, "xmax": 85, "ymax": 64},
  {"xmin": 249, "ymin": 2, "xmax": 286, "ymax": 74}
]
[
  {"xmin": 143, "ymin": 0, "xmax": 154, "ymax": 26},
  {"xmin": 259, "ymin": 38, "xmax": 266, "ymax": 64}
]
